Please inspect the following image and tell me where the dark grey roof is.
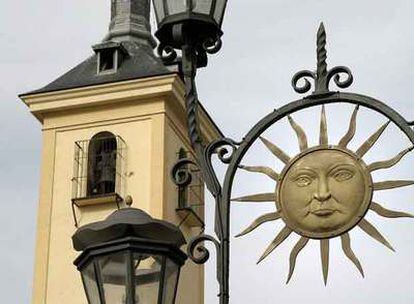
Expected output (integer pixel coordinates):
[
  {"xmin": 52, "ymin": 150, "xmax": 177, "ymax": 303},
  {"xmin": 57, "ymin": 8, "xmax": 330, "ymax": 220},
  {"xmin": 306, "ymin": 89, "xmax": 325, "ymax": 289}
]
[{"xmin": 22, "ymin": 41, "xmax": 174, "ymax": 96}]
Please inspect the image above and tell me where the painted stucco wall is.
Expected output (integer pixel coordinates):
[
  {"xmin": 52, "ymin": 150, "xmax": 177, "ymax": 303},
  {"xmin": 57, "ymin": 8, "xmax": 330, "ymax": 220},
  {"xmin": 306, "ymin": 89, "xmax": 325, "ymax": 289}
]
[{"xmin": 21, "ymin": 75, "xmax": 218, "ymax": 304}]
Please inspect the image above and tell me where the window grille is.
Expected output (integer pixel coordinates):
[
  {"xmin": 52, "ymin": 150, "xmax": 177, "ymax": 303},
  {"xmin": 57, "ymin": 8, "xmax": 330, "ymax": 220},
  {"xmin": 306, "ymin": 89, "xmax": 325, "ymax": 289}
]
[{"xmin": 72, "ymin": 133, "xmax": 126, "ymax": 226}]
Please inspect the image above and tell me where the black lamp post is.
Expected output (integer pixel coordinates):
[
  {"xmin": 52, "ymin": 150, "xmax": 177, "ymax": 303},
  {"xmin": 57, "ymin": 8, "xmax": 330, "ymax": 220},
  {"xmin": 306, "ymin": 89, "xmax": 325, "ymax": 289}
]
[
  {"xmin": 151, "ymin": 1, "xmax": 232, "ymax": 303},
  {"xmin": 72, "ymin": 208, "xmax": 187, "ymax": 304}
]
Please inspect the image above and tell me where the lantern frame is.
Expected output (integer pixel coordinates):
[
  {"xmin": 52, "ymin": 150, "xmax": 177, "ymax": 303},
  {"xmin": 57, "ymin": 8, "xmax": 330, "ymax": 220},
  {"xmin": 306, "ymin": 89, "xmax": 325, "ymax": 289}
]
[
  {"xmin": 72, "ymin": 208, "xmax": 187, "ymax": 304},
  {"xmin": 74, "ymin": 237, "xmax": 186, "ymax": 304}
]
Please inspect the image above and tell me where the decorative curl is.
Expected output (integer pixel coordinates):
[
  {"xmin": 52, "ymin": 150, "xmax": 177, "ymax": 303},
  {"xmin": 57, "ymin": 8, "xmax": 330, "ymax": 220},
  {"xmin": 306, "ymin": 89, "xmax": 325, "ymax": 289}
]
[
  {"xmin": 202, "ymin": 37, "xmax": 223, "ymax": 54},
  {"xmin": 291, "ymin": 70, "xmax": 316, "ymax": 94},
  {"xmin": 187, "ymin": 234, "xmax": 221, "ymax": 264},
  {"xmin": 327, "ymin": 66, "xmax": 354, "ymax": 89},
  {"xmin": 157, "ymin": 44, "xmax": 177, "ymax": 64},
  {"xmin": 171, "ymin": 158, "xmax": 197, "ymax": 187},
  {"xmin": 206, "ymin": 138, "xmax": 241, "ymax": 164}
]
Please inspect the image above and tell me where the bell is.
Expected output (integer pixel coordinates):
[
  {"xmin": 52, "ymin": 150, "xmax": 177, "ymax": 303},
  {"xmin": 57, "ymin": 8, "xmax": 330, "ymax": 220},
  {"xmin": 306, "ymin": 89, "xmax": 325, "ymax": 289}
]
[{"xmin": 95, "ymin": 147, "xmax": 116, "ymax": 194}]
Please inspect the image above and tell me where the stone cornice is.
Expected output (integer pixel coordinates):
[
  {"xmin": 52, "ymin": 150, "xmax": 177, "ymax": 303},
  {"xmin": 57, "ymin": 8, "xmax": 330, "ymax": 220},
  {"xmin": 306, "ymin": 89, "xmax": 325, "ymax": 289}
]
[
  {"xmin": 20, "ymin": 75, "xmax": 183, "ymax": 123},
  {"xmin": 20, "ymin": 74, "xmax": 222, "ymax": 142}
]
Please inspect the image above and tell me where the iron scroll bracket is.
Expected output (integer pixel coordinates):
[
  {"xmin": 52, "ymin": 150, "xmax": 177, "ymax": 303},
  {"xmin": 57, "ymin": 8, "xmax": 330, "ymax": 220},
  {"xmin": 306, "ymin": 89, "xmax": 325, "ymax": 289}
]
[{"xmin": 169, "ymin": 22, "xmax": 414, "ymax": 304}]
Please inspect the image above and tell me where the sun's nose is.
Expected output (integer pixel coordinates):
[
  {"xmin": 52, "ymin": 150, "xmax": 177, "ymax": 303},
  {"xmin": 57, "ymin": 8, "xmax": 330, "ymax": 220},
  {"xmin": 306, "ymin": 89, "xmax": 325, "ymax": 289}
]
[
  {"xmin": 313, "ymin": 176, "xmax": 331, "ymax": 202},
  {"xmin": 314, "ymin": 191, "xmax": 332, "ymax": 202}
]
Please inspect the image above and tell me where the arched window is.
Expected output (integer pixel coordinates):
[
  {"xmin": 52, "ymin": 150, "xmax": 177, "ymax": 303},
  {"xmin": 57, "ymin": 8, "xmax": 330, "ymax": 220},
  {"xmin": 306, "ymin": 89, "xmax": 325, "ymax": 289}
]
[{"xmin": 87, "ymin": 132, "xmax": 117, "ymax": 196}]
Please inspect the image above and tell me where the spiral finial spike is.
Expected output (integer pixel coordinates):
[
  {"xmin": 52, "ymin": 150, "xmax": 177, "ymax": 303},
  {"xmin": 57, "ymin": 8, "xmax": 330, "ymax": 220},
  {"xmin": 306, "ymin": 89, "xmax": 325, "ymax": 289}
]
[
  {"xmin": 313, "ymin": 22, "xmax": 330, "ymax": 94},
  {"xmin": 291, "ymin": 22, "xmax": 354, "ymax": 95},
  {"xmin": 316, "ymin": 23, "xmax": 328, "ymax": 80}
]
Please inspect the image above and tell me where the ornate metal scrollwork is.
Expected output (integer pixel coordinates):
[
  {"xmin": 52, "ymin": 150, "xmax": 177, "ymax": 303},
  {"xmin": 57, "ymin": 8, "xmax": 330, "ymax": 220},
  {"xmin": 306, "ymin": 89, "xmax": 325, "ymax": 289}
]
[
  {"xmin": 327, "ymin": 66, "xmax": 354, "ymax": 89},
  {"xmin": 167, "ymin": 19, "xmax": 414, "ymax": 304},
  {"xmin": 202, "ymin": 37, "xmax": 223, "ymax": 54},
  {"xmin": 187, "ymin": 234, "xmax": 221, "ymax": 264},
  {"xmin": 292, "ymin": 70, "xmax": 316, "ymax": 94},
  {"xmin": 206, "ymin": 138, "xmax": 241, "ymax": 165},
  {"xmin": 291, "ymin": 23, "xmax": 354, "ymax": 96},
  {"xmin": 157, "ymin": 43, "xmax": 178, "ymax": 64},
  {"xmin": 171, "ymin": 158, "xmax": 198, "ymax": 187}
]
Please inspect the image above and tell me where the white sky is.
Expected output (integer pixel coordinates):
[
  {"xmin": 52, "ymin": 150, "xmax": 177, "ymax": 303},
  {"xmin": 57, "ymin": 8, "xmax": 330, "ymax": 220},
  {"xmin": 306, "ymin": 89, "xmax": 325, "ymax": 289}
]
[{"xmin": 1, "ymin": 0, "xmax": 414, "ymax": 303}]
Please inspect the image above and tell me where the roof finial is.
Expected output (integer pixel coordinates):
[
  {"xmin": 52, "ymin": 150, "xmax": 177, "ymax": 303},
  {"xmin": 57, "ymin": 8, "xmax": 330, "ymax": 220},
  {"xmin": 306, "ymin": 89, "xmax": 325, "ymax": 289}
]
[{"xmin": 104, "ymin": 0, "xmax": 157, "ymax": 48}]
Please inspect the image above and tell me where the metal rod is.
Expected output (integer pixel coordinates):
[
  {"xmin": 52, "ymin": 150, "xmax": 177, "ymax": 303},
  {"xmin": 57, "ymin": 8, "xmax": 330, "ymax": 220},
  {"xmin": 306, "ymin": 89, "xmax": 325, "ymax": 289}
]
[{"xmin": 180, "ymin": 38, "xmax": 230, "ymax": 303}]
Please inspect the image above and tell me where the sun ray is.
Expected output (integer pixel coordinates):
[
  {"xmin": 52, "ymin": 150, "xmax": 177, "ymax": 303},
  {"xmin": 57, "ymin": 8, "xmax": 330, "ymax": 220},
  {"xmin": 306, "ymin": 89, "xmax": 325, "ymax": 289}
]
[
  {"xmin": 373, "ymin": 180, "xmax": 414, "ymax": 191},
  {"xmin": 257, "ymin": 226, "xmax": 292, "ymax": 264},
  {"xmin": 370, "ymin": 202, "xmax": 414, "ymax": 218},
  {"xmin": 319, "ymin": 105, "xmax": 328, "ymax": 145},
  {"xmin": 260, "ymin": 137, "xmax": 291, "ymax": 164},
  {"xmin": 286, "ymin": 237, "xmax": 309, "ymax": 284},
  {"xmin": 356, "ymin": 121, "xmax": 390, "ymax": 157},
  {"xmin": 320, "ymin": 239, "xmax": 330, "ymax": 285},
  {"xmin": 341, "ymin": 233, "xmax": 364, "ymax": 277},
  {"xmin": 367, "ymin": 147, "xmax": 413, "ymax": 172},
  {"xmin": 288, "ymin": 115, "xmax": 308, "ymax": 151},
  {"xmin": 338, "ymin": 105, "xmax": 359, "ymax": 148},
  {"xmin": 239, "ymin": 165, "xmax": 279, "ymax": 181},
  {"xmin": 231, "ymin": 192, "xmax": 276, "ymax": 203},
  {"xmin": 358, "ymin": 219, "xmax": 394, "ymax": 251},
  {"xmin": 236, "ymin": 211, "xmax": 282, "ymax": 238}
]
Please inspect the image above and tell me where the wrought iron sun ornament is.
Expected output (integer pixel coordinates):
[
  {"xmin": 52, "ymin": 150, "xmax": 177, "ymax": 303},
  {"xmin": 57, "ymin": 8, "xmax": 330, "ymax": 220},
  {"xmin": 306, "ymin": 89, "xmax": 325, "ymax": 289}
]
[
  {"xmin": 170, "ymin": 21, "xmax": 414, "ymax": 302},
  {"xmin": 233, "ymin": 105, "xmax": 414, "ymax": 284},
  {"xmin": 292, "ymin": 23, "xmax": 354, "ymax": 96}
]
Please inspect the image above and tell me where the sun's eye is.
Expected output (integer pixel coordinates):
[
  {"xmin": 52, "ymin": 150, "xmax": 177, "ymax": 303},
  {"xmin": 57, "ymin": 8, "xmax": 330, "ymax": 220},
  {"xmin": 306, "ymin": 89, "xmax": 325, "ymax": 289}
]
[
  {"xmin": 295, "ymin": 175, "xmax": 313, "ymax": 187},
  {"xmin": 332, "ymin": 169, "xmax": 354, "ymax": 182}
]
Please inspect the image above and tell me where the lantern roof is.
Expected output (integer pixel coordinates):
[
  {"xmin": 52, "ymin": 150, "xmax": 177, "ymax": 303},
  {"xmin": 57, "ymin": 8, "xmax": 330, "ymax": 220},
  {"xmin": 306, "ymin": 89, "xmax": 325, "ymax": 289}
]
[{"xmin": 72, "ymin": 208, "xmax": 186, "ymax": 251}]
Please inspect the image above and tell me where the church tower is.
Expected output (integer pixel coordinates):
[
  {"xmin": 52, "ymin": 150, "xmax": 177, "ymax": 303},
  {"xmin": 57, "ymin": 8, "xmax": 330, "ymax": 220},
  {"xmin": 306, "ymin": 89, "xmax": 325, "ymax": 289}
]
[{"xmin": 19, "ymin": 1, "xmax": 221, "ymax": 303}]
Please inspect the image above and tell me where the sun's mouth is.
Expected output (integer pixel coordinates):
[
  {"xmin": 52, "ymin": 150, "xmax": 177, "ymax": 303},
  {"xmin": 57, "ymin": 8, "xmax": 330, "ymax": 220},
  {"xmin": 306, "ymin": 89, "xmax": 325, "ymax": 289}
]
[{"xmin": 311, "ymin": 208, "xmax": 336, "ymax": 216}]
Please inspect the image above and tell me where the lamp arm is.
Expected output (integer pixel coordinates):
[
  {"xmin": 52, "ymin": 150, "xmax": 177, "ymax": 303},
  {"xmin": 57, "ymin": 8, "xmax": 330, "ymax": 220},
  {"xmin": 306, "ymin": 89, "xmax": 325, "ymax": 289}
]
[
  {"xmin": 159, "ymin": 21, "xmax": 233, "ymax": 304},
  {"xmin": 175, "ymin": 38, "xmax": 234, "ymax": 304}
]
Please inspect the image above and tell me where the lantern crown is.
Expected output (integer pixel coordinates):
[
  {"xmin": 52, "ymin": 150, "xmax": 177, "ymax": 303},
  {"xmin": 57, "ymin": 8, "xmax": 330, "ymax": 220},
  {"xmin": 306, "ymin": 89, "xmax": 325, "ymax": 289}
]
[
  {"xmin": 153, "ymin": 0, "xmax": 228, "ymax": 49},
  {"xmin": 72, "ymin": 208, "xmax": 186, "ymax": 251}
]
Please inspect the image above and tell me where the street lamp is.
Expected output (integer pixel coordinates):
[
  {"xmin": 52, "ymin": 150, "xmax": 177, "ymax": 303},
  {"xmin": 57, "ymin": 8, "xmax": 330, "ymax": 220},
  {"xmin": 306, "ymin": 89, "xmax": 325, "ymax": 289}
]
[{"xmin": 72, "ymin": 208, "xmax": 187, "ymax": 304}]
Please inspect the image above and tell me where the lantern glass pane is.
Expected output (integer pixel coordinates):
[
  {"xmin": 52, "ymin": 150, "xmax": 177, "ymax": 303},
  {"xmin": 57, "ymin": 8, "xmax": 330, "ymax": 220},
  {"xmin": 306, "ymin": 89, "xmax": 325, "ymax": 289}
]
[
  {"xmin": 161, "ymin": 259, "xmax": 180, "ymax": 304},
  {"xmin": 192, "ymin": 0, "xmax": 213, "ymax": 15},
  {"xmin": 81, "ymin": 262, "xmax": 101, "ymax": 304},
  {"xmin": 98, "ymin": 253, "xmax": 128, "ymax": 304},
  {"xmin": 134, "ymin": 254, "xmax": 162, "ymax": 303},
  {"xmin": 153, "ymin": 0, "xmax": 165, "ymax": 23},
  {"xmin": 168, "ymin": 0, "xmax": 187, "ymax": 15},
  {"xmin": 214, "ymin": 0, "xmax": 227, "ymax": 24}
]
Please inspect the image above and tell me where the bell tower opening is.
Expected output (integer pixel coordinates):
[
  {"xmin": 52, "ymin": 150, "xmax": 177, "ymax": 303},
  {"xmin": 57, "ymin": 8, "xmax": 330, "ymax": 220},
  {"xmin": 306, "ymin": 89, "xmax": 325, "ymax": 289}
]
[{"xmin": 87, "ymin": 132, "xmax": 117, "ymax": 196}]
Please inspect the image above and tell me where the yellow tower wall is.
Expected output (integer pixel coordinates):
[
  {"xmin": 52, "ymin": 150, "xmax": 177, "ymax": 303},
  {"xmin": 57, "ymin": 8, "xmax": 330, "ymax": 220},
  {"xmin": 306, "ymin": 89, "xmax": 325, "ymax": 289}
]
[{"xmin": 21, "ymin": 75, "xmax": 219, "ymax": 304}]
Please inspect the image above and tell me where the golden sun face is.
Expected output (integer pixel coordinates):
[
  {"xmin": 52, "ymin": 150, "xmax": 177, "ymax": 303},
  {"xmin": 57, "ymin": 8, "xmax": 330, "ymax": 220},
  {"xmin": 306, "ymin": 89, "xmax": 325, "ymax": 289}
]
[
  {"xmin": 233, "ymin": 105, "xmax": 414, "ymax": 284},
  {"xmin": 278, "ymin": 147, "xmax": 372, "ymax": 239}
]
